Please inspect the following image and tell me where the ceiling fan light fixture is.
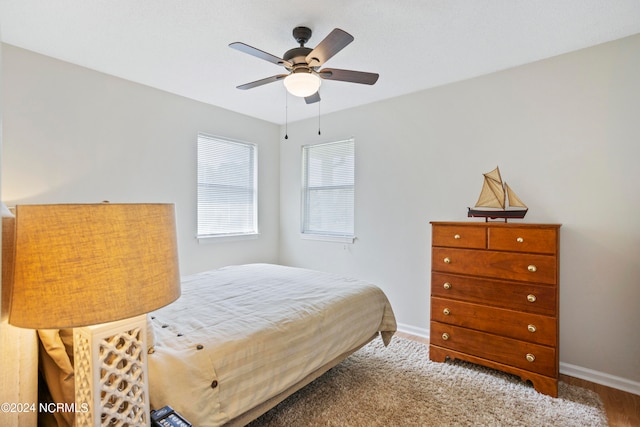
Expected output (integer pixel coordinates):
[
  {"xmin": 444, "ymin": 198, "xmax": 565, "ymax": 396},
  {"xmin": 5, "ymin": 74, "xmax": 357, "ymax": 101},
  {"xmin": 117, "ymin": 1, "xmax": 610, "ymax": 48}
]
[{"xmin": 284, "ymin": 72, "xmax": 321, "ymax": 97}]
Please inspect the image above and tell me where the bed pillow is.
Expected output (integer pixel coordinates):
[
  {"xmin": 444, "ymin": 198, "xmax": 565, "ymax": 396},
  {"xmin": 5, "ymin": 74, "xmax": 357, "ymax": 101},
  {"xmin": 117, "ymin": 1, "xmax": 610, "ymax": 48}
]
[{"xmin": 38, "ymin": 329, "xmax": 75, "ymax": 427}]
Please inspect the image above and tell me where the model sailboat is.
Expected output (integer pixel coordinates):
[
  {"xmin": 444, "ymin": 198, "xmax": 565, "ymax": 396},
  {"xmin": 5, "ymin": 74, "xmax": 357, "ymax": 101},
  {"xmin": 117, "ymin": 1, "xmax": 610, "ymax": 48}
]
[{"xmin": 467, "ymin": 166, "xmax": 528, "ymax": 221}]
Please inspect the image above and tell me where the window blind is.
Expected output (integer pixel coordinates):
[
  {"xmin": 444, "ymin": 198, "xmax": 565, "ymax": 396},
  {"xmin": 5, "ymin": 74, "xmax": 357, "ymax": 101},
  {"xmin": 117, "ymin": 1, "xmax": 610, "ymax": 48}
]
[
  {"xmin": 301, "ymin": 138, "xmax": 355, "ymax": 238},
  {"xmin": 197, "ymin": 134, "xmax": 257, "ymax": 237}
]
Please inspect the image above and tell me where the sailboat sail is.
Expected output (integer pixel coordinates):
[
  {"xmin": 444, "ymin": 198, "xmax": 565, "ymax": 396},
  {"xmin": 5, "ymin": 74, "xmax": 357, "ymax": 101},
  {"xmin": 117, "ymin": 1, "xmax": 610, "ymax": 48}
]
[
  {"xmin": 484, "ymin": 167, "xmax": 502, "ymax": 184},
  {"xmin": 468, "ymin": 166, "xmax": 528, "ymax": 221},
  {"xmin": 474, "ymin": 166, "xmax": 505, "ymax": 209},
  {"xmin": 475, "ymin": 179, "xmax": 503, "ymax": 208},
  {"xmin": 505, "ymin": 183, "xmax": 527, "ymax": 209}
]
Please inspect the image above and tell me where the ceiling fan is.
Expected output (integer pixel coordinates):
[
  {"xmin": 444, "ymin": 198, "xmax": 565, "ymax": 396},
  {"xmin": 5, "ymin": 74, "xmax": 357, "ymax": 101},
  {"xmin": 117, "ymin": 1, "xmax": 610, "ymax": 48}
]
[{"xmin": 229, "ymin": 26, "xmax": 379, "ymax": 104}]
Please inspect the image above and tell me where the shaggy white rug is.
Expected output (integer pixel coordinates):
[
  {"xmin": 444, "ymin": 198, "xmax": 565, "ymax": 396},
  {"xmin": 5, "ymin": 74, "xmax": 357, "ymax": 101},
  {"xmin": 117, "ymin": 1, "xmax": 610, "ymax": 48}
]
[{"xmin": 249, "ymin": 336, "xmax": 608, "ymax": 426}]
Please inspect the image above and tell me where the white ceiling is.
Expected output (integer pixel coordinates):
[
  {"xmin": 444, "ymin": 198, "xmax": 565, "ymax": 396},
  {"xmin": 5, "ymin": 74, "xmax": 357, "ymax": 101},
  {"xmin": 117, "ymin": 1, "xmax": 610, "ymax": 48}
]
[{"xmin": 1, "ymin": 0, "xmax": 639, "ymax": 125}]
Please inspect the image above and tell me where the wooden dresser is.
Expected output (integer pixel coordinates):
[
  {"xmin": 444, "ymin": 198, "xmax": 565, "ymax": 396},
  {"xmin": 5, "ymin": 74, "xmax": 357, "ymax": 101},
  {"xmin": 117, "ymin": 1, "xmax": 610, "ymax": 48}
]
[{"xmin": 429, "ymin": 221, "xmax": 561, "ymax": 397}]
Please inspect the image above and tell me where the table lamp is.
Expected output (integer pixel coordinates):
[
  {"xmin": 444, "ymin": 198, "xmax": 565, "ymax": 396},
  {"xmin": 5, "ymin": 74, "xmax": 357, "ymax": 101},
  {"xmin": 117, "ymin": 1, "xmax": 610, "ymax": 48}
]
[{"xmin": 8, "ymin": 203, "xmax": 180, "ymax": 426}]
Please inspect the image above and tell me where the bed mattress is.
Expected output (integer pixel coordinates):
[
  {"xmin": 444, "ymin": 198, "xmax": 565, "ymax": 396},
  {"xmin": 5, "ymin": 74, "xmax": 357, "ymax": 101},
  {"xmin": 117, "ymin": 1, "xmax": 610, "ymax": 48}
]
[{"xmin": 147, "ymin": 263, "xmax": 396, "ymax": 426}]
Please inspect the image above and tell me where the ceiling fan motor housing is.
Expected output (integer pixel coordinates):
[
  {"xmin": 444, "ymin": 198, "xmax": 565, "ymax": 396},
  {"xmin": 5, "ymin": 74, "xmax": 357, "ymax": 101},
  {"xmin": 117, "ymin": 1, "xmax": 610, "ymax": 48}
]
[
  {"xmin": 283, "ymin": 47, "xmax": 315, "ymax": 71},
  {"xmin": 292, "ymin": 26, "xmax": 312, "ymax": 45}
]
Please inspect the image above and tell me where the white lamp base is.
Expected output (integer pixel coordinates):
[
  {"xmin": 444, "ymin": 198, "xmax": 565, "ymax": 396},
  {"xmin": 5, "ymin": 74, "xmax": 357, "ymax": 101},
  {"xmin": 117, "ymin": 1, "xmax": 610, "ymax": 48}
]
[{"xmin": 73, "ymin": 314, "xmax": 150, "ymax": 427}]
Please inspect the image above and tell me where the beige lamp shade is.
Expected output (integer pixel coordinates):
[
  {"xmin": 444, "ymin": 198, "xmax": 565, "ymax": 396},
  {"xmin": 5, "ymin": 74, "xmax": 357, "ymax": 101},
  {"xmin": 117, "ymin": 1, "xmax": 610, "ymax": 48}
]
[{"xmin": 9, "ymin": 203, "xmax": 181, "ymax": 329}]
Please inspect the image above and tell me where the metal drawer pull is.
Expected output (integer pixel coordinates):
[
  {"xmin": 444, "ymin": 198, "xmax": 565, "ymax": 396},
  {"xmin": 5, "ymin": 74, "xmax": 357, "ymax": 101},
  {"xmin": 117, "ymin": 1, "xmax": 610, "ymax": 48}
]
[
  {"xmin": 528, "ymin": 265, "xmax": 537, "ymax": 272},
  {"xmin": 527, "ymin": 324, "xmax": 537, "ymax": 333},
  {"xmin": 444, "ymin": 257, "xmax": 451, "ymax": 264},
  {"xmin": 526, "ymin": 353, "xmax": 536, "ymax": 363},
  {"xmin": 443, "ymin": 282, "xmax": 451, "ymax": 290},
  {"xmin": 517, "ymin": 237, "xmax": 524, "ymax": 243},
  {"xmin": 443, "ymin": 308, "xmax": 450, "ymax": 315},
  {"xmin": 442, "ymin": 333, "xmax": 450, "ymax": 340},
  {"xmin": 454, "ymin": 234, "xmax": 461, "ymax": 239},
  {"xmin": 527, "ymin": 294, "xmax": 537, "ymax": 303}
]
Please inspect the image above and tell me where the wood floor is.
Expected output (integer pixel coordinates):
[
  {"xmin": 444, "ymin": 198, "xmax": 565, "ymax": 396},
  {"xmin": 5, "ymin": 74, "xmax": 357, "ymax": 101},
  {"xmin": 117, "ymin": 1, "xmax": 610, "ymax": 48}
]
[
  {"xmin": 397, "ymin": 332, "xmax": 640, "ymax": 426},
  {"xmin": 559, "ymin": 374, "xmax": 640, "ymax": 427}
]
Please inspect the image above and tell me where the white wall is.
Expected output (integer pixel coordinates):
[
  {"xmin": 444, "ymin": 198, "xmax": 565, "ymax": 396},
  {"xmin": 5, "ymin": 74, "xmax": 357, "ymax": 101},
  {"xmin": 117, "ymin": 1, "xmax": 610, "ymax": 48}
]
[
  {"xmin": 1, "ymin": 44, "xmax": 281, "ymax": 275},
  {"xmin": 279, "ymin": 34, "xmax": 640, "ymax": 390}
]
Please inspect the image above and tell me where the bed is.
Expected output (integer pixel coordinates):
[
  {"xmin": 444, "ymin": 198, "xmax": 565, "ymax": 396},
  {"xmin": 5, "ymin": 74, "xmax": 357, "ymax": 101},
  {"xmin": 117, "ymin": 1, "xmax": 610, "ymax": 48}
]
[
  {"xmin": 25, "ymin": 251, "xmax": 396, "ymax": 425},
  {"xmin": 147, "ymin": 263, "xmax": 396, "ymax": 426}
]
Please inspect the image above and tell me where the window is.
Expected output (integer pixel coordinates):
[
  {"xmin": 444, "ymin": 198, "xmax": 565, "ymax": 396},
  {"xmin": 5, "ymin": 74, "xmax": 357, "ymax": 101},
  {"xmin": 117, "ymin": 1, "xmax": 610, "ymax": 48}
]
[
  {"xmin": 197, "ymin": 134, "xmax": 257, "ymax": 238},
  {"xmin": 301, "ymin": 138, "xmax": 355, "ymax": 242}
]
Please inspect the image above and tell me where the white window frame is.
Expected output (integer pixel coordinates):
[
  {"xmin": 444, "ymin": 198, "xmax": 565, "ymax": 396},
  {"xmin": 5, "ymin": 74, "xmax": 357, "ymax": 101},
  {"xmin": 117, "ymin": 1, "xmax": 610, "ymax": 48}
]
[
  {"xmin": 301, "ymin": 138, "xmax": 355, "ymax": 243},
  {"xmin": 197, "ymin": 133, "xmax": 258, "ymax": 240}
]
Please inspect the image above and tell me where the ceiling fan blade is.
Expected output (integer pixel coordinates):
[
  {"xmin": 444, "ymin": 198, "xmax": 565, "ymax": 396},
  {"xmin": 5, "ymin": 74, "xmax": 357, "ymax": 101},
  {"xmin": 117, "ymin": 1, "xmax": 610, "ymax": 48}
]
[
  {"xmin": 305, "ymin": 28, "xmax": 354, "ymax": 67},
  {"xmin": 305, "ymin": 92, "xmax": 321, "ymax": 104},
  {"xmin": 229, "ymin": 42, "xmax": 292, "ymax": 68},
  {"xmin": 237, "ymin": 74, "xmax": 288, "ymax": 90},
  {"xmin": 318, "ymin": 68, "xmax": 379, "ymax": 85}
]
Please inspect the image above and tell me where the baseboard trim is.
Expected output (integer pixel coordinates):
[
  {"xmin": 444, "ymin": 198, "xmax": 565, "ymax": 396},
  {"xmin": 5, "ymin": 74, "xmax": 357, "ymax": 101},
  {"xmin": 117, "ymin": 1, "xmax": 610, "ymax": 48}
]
[
  {"xmin": 396, "ymin": 324, "xmax": 639, "ymax": 396},
  {"xmin": 560, "ymin": 361, "xmax": 640, "ymax": 396},
  {"xmin": 397, "ymin": 323, "xmax": 429, "ymax": 340}
]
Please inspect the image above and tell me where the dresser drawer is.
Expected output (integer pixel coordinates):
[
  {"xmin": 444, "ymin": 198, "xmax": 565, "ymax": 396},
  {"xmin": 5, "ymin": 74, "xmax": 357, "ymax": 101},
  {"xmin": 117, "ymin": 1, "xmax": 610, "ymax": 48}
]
[
  {"xmin": 431, "ymin": 272, "xmax": 556, "ymax": 316},
  {"xmin": 431, "ymin": 297, "xmax": 556, "ymax": 346},
  {"xmin": 488, "ymin": 227, "xmax": 557, "ymax": 254},
  {"xmin": 432, "ymin": 225, "xmax": 486, "ymax": 249},
  {"xmin": 432, "ymin": 247, "xmax": 557, "ymax": 285},
  {"xmin": 430, "ymin": 322, "xmax": 556, "ymax": 377}
]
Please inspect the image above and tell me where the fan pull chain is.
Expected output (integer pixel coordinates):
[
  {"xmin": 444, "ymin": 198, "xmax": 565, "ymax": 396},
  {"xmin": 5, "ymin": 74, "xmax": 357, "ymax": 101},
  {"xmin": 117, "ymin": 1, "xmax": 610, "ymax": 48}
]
[
  {"xmin": 318, "ymin": 98, "xmax": 321, "ymax": 136},
  {"xmin": 284, "ymin": 89, "xmax": 289, "ymax": 140}
]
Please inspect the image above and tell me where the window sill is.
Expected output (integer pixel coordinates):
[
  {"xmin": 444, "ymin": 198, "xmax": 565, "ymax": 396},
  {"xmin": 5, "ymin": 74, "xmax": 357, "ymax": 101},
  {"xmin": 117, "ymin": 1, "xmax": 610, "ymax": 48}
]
[
  {"xmin": 197, "ymin": 233, "xmax": 259, "ymax": 244},
  {"xmin": 300, "ymin": 233, "xmax": 355, "ymax": 244}
]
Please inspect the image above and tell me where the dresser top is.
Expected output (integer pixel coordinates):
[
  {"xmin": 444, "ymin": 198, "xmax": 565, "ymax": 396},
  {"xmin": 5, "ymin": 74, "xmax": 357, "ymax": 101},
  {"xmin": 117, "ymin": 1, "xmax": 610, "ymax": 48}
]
[{"xmin": 430, "ymin": 221, "xmax": 561, "ymax": 229}]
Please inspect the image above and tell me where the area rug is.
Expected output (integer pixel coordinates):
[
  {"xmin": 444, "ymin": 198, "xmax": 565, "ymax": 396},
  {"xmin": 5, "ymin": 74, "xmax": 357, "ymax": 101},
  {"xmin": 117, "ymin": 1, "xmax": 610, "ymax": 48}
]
[{"xmin": 248, "ymin": 336, "xmax": 607, "ymax": 426}]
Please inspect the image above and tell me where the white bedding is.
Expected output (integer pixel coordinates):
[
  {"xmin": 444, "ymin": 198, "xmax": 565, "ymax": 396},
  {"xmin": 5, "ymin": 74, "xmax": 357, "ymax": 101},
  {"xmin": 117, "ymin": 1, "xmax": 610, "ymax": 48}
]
[{"xmin": 147, "ymin": 263, "xmax": 396, "ymax": 426}]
